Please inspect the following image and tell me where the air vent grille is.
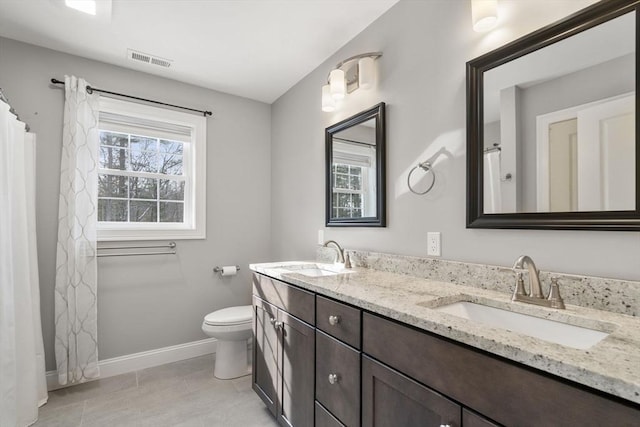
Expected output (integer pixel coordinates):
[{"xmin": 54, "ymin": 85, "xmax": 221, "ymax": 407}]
[{"xmin": 127, "ymin": 49, "xmax": 172, "ymax": 68}]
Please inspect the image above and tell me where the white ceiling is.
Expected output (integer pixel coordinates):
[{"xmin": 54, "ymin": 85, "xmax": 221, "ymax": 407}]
[{"xmin": 0, "ymin": 0, "xmax": 399, "ymax": 103}]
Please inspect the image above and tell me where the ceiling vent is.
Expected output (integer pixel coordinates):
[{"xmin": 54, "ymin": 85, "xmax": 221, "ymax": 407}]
[{"xmin": 127, "ymin": 49, "xmax": 172, "ymax": 68}]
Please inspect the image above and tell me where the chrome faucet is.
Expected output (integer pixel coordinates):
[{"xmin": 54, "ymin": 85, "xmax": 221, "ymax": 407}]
[
  {"xmin": 512, "ymin": 255, "xmax": 565, "ymax": 309},
  {"xmin": 323, "ymin": 240, "xmax": 346, "ymax": 264}
]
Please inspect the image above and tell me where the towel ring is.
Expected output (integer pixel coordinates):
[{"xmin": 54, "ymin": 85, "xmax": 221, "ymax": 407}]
[{"xmin": 407, "ymin": 162, "xmax": 436, "ymax": 195}]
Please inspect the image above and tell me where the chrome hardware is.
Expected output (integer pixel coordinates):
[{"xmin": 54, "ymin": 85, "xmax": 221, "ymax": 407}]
[
  {"xmin": 512, "ymin": 255, "xmax": 565, "ymax": 309},
  {"xmin": 323, "ymin": 240, "xmax": 346, "ymax": 263},
  {"xmin": 273, "ymin": 321, "xmax": 284, "ymax": 329},
  {"xmin": 269, "ymin": 317, "xmax": 276, "ymax": 324},
  {"xmin": 407, "ymin": 161, "xmax": 436, "ymax": 195},
  {"xmin": 328, "ymin": 315, "xmax": 341, "ymax": 326},
  {"xmin": 328, "ymin": 373, "xmax": 340, "ymax": 384},
  {"xmin": 439, "ymin": 425, "xmax": 451, "ymax": 427}
]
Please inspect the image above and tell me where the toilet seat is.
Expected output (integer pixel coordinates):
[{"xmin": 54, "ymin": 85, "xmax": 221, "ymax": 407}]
[{"xmin": 204, "ymin": 305, "xmax": 252, "ymax": 326}]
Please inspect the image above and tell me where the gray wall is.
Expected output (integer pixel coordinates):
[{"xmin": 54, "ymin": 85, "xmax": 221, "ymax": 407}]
[
  {"xmin": 0, "ymin": 38, "xmax": 272, "ymax": 370},
  {"xmin": 271, "ymin": 0, "xmax": 640, "ymax": 281}
]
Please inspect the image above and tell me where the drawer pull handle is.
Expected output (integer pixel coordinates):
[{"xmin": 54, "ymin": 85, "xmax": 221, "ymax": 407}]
[
  {"xmin": 328, "ymin": 373, "xmax": 340, "ymax": 384},
  {"xmin": 439, "ymin": 425, "xmax": 451, "ymax": 427},
  {"xmin": 328, "ymin": 315, "xmax": 341, "ymax": 326},
  {"xmin": 273, "ymin": 321, "xmax": 283, "ymax": 329},
  {"xmin": 269, "ymin": 317, "xmax": 276, "ymax": 324}
]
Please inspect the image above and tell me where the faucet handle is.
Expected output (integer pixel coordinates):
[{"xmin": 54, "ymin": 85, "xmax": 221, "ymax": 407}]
[
  {"xmin": 547, "ymin": 277, "xmax": 565, "ymax": 309},
  {"xmin": 344, "ymin": 252, "xmax": 352, "ymax": 269},
  {"xmin": 513, "ymin": 271, "xmax": 526, "ymax": 299}
]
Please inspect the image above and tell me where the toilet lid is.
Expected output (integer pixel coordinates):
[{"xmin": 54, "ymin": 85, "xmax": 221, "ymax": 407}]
[{"xmin": 204, "ymin": 305, "xmax": 253, "ymax": 326}]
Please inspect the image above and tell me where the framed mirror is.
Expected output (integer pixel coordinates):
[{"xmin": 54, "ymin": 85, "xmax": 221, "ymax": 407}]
[
  {"xmin": 467, "ymin": 0, "xmax": 639, "ymax": 230},
  {"xmin": 326, "ymin": 103, "xmax": 386, "ymax": 227}
]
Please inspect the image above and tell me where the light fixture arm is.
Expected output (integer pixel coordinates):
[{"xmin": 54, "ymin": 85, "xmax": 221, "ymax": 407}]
[{"xmin": 334, "ymin": 52, "xmax": 382, "ymax": 72}]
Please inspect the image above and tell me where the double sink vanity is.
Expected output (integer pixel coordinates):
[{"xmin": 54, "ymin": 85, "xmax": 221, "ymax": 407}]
[{"xmin": 249, "ymin": 256, "xmax": 640, "ymax": 427}]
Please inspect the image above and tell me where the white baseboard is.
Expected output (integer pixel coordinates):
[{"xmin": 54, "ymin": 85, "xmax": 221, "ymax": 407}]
[{"xmin": 46, "ymin": 337, "xmax": 218, "ymax": 391}]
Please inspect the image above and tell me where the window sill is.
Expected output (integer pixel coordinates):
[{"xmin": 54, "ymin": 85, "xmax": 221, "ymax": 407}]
[{"xmin": 97, "ymin": 227, "xmax": 205, "ymax": 242}]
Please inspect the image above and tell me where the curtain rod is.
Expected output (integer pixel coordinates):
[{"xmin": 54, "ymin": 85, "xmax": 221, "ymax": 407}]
[
  {"xmin": 0, "ymin": 88, "xmax": 31, "ymax": 131},
  {"xmin": 333, "ymin": 136, "xmax": 376, "ymax": 147},
  {"xmin": 484, "ymin": 146, "xmax": 501, "ymax": 154},
  {"xmin": 50, "ymin": 78, "xmax": 212, "ymax": 117}
]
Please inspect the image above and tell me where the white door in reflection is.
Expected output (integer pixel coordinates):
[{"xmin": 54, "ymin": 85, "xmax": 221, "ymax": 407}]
[{"xmin": 537, "ymin": 92, "xmax": 635, "ymax": 212}]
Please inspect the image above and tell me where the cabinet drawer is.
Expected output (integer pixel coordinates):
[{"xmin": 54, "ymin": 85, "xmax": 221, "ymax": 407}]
[
  {"xmin": 316, "ymin": 331, "xmax": 360, "ymax": 427},
  {"xmin": 252, "ymin": 273, "xmax": 315, "ymax": 325},
  {"xmin": 363, "ymin": 312, "xmax": 640, "ymax": 427},
  {"xmin": 316, "ymin": 295, "xmax": 361, "ymax": 349},
  {"xmin": 315, "ymin": 401, "xmax": 345, "ymax": 427}
]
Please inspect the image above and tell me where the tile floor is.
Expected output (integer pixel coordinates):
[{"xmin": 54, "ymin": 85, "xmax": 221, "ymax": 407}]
[{"xmin": 33, "ymin": 354, "xmax": 278, "ymax": 427}]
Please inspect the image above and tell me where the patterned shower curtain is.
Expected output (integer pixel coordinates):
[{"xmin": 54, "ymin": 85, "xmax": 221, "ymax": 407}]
[{"xmin": 54, "ymin": 75, "xmax": 100, "ymax": 385}]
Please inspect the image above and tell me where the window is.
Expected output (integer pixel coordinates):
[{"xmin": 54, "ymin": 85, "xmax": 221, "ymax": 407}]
[
  {"xmin": 332, "ymin": 163, "xmax": 365, "ymax": 218},
  {"xmin": 97, "ymin": 98, "xmax": 206, "ymax": 241},
  {"xmin": 331, "ymin": 139, "xmax": 376, "ymax": 219}
]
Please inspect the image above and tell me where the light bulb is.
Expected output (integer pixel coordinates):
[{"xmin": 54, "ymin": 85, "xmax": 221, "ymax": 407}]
[
  {"xmin": 329, "ymin": 69, "xmax": 346, "ymax": 100},
  {"xmin": 322, "ymin": 85, "xmax": 336, "ymax": 112},
  {"xmin": 472, "ymin": 0, "xmax": 498, "ymax": 33},
  {"xmin": 358, "ymin": 57, "xmax": 375, "ymax": 90},
  {"xmin": 65, "ymin": 0, "xmax": 97, "ymax": 15}
]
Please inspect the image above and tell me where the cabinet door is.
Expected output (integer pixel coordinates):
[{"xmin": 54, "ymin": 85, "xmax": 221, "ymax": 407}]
[
  {"xmin": 252, "ymin": 296, "xmax": 278, "ymax": 417},
  {"xmin": 316, "ymin": 401, "xmax": 346, "ymax": 427},
  {"xmin": 278, "ymin": 310, "xmax": 315, "ymax": 427},
  {"xmin": 462, "ymin": 409, "xmax": 500, "ymax": 427},
  {"xmin": 362, "ymin": 355, "xmax": 461, "ymax": 427}
]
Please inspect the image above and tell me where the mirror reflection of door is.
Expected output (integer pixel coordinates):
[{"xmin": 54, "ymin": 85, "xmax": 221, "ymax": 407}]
[
  {"xmin": 538, "ymin": 93, "xmax": 635, "ymax": 212},
  {"xmin": 548, "ymin": 118, "xmax": 578, "ymax": 211}
]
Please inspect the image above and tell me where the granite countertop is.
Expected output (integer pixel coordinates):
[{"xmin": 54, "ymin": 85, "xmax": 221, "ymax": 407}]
[{"xmin": 249, "ymin": 261, "xmax": 640, "ymax": 405}]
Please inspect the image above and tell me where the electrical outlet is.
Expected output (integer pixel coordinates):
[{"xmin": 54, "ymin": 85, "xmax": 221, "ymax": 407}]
[
  {"xmin": 318, "ymin": 229, "xmax": 325, "ymax": 245},
  {"xmin": 427, "ymin": 232, "xmax": 441, "ymax": 256}
]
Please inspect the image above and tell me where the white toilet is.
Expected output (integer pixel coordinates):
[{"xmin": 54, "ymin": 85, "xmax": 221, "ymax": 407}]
[{"xmin": 201, "ymin": 305, "xmax": 253, "ymax": 379}]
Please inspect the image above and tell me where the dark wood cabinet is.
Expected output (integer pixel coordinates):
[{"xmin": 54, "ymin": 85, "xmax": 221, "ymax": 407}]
[
  {"xmin": 363, "ymin": 312, "xmax": 640, "ymax": 427},
  {"xmin": 253, "ymin": 275, "xmax": 316, "ymax": 427},
  {"xmin": 278, "ymin": 310, "xmax": 315, "ymax": 427},
  {"xmin": 253, "ymin": 296, "xmax": 278, "ymax": 417},
  {"xmin": 253, "ymin": 272, "xmax": 640, "ymax": 427},
  {"xmin": 315, "ymin": 402, "xmax": 345, "ymax": 427},
  {"xmin": 362, "ymin": 355, "xmax": 461, "ymax": 427},
  {"xmin": 315, "ymin": 331, "xmax": 360, "ymax": 427},
  {"xmin": 462, "ymin": 409, "xmax": 500, "ymax": 427}
]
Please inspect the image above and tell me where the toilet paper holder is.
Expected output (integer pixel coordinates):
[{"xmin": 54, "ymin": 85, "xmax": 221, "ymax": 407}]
[{"xmin": 213, "ymin": 265, "xmax": 241, "ymax": 274}]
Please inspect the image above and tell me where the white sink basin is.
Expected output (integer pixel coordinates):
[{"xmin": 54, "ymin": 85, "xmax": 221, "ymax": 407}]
[
  {"xmin": 296, "ymin": 268, "xmax": 343, "ymax": 277},
  {"xmin": 434, "ymin": 301, "xmax": 609, "ymax": 350},
  {"xmin": 282, "ymin": 263, "xmax": 355, "ymax": 278}
]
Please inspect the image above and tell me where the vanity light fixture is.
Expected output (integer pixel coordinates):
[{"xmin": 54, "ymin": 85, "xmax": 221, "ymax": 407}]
[
  {"xmin": 471, "ymin": 0, "xmax": 498, "ymax": 32},
  {"xmin": 322, "ymin": 52, "xmax": 382, "ymax": 112},
  {"xmin": 65, "ymin": 0, "xmax": 97, "ymax": 15},
  {"xmin": 54, "ymin": 0, "xmax": 112, "ymax": 22},
  {"xmin": 322, "ymin": 85, "xmax": 336, "ymax": 112}
]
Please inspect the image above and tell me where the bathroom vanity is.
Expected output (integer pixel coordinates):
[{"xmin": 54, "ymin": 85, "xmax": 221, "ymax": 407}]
[{"xmin": 250, "ymin": 260, "xmax": 640, "ymax": 427}]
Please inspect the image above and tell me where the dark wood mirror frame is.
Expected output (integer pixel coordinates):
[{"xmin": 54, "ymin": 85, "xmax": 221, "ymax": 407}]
[
  {"xmin": 326, "ymin": 102, "xmax": 386, "ymax": 227},
  {"xmin": 466, "ymin": 0, "xmax": 640, "ymax": 231}
]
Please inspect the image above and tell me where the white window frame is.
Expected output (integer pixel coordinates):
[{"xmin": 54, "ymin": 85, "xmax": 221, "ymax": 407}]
[
  {"xmin": 332, "ymin": 163, "xmax": 367, "ymax": 218},
  {"xmin": 97, "ymin": 97, "xmax": 206, "ymax": 241}
]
